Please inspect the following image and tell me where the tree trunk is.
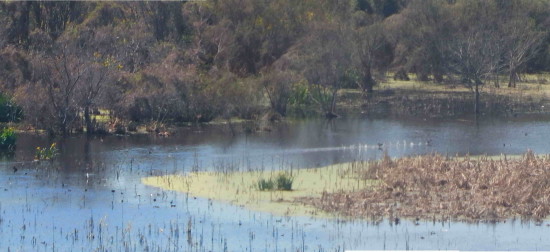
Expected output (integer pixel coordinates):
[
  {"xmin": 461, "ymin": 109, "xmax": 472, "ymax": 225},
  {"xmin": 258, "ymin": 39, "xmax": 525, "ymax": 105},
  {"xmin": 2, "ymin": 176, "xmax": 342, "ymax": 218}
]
[
  {"xmin": 363, "ymin": 68, "xmax": 375, "ymax": 94},
  {"xmin": 59, "ymin": 116, "xmax": 67, "ymax": 137},
  {"xmin": 474, "ymin": 81, "xmax": 480, "ymax": 116},
  {"xmin": 434, "ymin": 73, "xmax": 443, "ymax": 83},
  {"xmin": 508, "ymin": 67, "xmax": 517, "ymax": 88},
  {"xmin": 494, "ymin": 70, "xmax": 500, "ymax": 88},
  {"xmin": 84, "ymin": 105, "xmax": 93, "ymax": 135},
  {"xmin": 326, "ymin": 88, "xmax": 339, "ymax": 119}
]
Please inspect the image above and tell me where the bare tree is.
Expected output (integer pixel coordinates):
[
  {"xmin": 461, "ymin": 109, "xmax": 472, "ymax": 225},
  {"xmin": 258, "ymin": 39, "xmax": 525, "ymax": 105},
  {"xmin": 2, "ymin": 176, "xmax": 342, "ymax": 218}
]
[
  {"xmin": 78, "ymin": 56, "xmax": 112, "ymax": 135},
  {"xmin": 34, "ymin": 42, "xmax": 112, "ymax": 135},
  {"xmin": 35, "ymin": 45, "xmax": 84, "ymax": 135},
  {"xmin": 446, "ymin": 29, "xmax": 498, "ymax": 115},
  {"xmin": 502, "ymin": 18, "xmax": 545, "ymax": 88}
]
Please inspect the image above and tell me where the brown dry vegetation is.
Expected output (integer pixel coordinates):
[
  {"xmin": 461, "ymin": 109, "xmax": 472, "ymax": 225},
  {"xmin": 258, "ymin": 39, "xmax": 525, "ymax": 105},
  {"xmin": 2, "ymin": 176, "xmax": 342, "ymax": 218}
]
[
  {"xmin": 298, "ymin": 151, "xmax": 550, "ymax": 222},
  {"xmin": 335, "ymin": 73, "xmax": 550, "ymax": 119},
  {"xmin": 0, "ymin": 1, "xmax": 549, "ymax": 135}
]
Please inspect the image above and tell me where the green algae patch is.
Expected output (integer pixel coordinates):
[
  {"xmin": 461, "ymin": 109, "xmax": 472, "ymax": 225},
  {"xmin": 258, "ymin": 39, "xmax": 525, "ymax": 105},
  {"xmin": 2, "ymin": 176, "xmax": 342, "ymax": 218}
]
[{"xmin": 142, "ymin": 162, "xmax": 376, "ymax": 217}]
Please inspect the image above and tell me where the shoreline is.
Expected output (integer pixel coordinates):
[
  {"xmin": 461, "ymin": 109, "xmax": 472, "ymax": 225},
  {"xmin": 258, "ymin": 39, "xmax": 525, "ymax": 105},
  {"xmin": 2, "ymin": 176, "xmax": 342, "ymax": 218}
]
[
  {"xmin": 142, "ymin": 163, "xmax": 376, "ymax": 218},
  {"xmin": 5, "ymin": 74, "xmax": 550, "ymax": 137},
  {"xmin": 143, "ymin": 152, "xmax": 550, "ymax": 223}
]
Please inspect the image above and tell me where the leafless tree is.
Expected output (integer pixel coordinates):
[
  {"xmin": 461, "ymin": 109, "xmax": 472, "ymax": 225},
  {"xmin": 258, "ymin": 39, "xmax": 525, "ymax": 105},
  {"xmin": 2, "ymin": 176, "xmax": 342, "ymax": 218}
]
[
  {"xmin": 78, "ymin": 58, "xmax": 111, "ymax": 135},
  {"xmin": 502, "ymin": 18, "xmax": 545, "ymax": 88},
  {"xmin": 446, "ymin": 29, "xmax": 499, "ymax": 115},
  {"xmin": 34, "ymin": 42, "xmax": 112, "ymax": 135},
  {"xmin": 35, "ymin": 45, "xmax": 83, "ymax": 135}
]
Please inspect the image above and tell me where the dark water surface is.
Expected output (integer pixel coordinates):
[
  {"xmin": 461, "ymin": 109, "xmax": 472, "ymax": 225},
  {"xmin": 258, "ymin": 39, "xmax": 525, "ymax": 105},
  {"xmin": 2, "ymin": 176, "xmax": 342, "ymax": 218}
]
[{"xmin": 1, "ymin": 117, "xmax": 550, "ymax": 251}]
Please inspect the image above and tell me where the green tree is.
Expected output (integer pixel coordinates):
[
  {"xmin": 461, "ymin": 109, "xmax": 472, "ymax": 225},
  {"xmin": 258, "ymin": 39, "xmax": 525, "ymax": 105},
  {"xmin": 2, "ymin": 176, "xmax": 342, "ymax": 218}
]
[
  {"xmin": 354, "ymin": 23, "xmax": 388, "ymax": 93},
  {"xmin": 300, "ymin": 23, "xmax": 355, "ymax": 118},
  {"xmin": 385, "ymin": 0, "xmax": 450, "ymax": 82}
]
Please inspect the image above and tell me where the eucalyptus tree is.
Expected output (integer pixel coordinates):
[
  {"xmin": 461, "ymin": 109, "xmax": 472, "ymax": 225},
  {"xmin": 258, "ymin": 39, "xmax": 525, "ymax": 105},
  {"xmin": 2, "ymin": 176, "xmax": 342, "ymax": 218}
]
[
  {"xmin": 384, "ymin": 0, "xmax": 450, "ymax": 82},
  {"xmin": 354, "ymin": 23, "xmax": 388, "ymax": 93},
  {"xmin": 300, "ymin": 23, "xmax": 355, "ymax": 118},
  {"xmin": 444, "ymin": 1, "xmax": 505, "ymax": 116}
]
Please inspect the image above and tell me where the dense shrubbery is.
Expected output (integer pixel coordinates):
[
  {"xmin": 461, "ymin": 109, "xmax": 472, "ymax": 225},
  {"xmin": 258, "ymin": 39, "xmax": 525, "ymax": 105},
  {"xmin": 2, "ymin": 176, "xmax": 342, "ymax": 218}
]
[
  {"xmin": 0, "ymin": 1, "xmax": 548, "ymax": 135},
  {"xmin": 287, "ymin": 81, "xmax": 317, "ymax": 117}
]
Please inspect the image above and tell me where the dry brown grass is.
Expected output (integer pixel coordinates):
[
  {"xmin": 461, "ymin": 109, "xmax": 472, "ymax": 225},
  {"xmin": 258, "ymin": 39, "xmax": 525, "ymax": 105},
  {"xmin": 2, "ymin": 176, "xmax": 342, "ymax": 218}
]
[
  {"xmin": 298, "ymin": 151, "xmax": 550, "ymax": 222},
  {"xmin": 338, "ymin": 73, "xmax": 550, "ymax": 118}
]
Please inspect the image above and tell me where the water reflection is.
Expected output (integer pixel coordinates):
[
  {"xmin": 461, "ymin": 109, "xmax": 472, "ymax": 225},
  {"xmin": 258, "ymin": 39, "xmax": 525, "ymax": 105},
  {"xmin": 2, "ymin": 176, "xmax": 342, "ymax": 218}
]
[
  {"xmin": 8, "ymin": 117, "xmax": 550, "ymax": 185},
  {"xmin": 2, "ymin": 117, "xmax": 550, "ymax": 250}
]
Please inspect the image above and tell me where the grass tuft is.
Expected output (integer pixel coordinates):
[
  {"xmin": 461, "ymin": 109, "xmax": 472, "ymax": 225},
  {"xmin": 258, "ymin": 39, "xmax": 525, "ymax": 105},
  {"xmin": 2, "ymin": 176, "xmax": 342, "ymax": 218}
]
[
  {"xmin": 257, "ymin": 173, "xmax": 294, "ymax": 191},
  {"xmin": 275, "ymin": 173, "xmax": 294, "ymax": 191},
  {"xmin": 257, "ymin": 178, "xmax": 275, "ymax": 191}
]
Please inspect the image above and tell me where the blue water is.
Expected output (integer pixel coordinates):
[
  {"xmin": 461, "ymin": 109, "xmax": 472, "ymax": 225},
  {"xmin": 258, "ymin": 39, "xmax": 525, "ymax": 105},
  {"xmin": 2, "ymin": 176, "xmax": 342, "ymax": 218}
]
[{"xmin": 2, "ymin": 117, "xmax": 550, "ymax": 251}]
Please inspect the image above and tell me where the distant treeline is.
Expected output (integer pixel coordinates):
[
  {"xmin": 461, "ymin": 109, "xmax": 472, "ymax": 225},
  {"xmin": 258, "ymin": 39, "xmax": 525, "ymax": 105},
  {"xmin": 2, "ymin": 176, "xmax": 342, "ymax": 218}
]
[{"xmin": 0, "ymin": 0, "xmax": 549, "ymax": 135}]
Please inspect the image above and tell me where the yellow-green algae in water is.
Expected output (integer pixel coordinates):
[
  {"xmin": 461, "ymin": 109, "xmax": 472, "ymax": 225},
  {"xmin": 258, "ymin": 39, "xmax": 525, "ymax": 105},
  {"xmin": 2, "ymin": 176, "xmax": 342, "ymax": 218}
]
[
  {"xmin": 142, "ymin": 162, "xmax": 376, "ymax": 217},
  {"xmin": 141, "ymin": 154, "xmax": 529, "ymax": 217}
]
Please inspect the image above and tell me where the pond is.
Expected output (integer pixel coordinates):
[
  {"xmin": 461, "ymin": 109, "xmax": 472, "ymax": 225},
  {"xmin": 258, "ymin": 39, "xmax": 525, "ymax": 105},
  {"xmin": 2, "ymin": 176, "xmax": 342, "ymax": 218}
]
[{"xmin": 1, "ymin": 117, "xmax": 550, "ymax": 251}]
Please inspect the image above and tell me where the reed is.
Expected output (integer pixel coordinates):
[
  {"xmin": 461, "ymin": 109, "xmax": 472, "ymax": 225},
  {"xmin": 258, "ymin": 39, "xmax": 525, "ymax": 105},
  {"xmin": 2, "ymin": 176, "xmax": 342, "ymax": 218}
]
[{"xmin": 298, "ymin": 151, "xmax": 550, "ymax": 222}]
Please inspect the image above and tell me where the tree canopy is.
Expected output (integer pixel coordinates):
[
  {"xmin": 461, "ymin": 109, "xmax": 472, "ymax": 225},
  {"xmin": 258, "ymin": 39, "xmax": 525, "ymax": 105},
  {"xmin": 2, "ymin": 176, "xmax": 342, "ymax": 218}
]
[{"xmin": 0, "ymin": 0, "xmax": 549, "ymax": 134}]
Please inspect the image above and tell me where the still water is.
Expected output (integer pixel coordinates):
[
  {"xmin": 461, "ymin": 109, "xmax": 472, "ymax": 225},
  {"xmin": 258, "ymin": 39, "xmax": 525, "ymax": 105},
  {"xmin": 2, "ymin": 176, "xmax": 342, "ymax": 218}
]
[{"xmin": 1, "ymin": 117, "xmax": 550, "ymax": 251}]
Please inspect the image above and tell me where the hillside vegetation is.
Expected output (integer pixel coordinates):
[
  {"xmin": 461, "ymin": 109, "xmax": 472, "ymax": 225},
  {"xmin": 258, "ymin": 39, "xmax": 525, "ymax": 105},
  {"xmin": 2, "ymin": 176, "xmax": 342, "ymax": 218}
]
[{"xmin": 0, "ymin": 0, "xmax": 549, "ymax": 135}]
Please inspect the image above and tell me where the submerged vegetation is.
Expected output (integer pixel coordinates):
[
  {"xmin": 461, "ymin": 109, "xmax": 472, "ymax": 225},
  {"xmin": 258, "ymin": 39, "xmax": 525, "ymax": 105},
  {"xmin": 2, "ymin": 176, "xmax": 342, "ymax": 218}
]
[
  {"xmin": 143, "ymin": 163, "xmax": 376, "ymax": 217},
  {"xmin": 0, "ymin": 93, "xmax": 22, "ymax": 123},
  {"xmin": 0, "ymin": 127, "xmax": 16, "ymax": 150},
  {"xmin": 144, "ymin": 150, "xmax": 550, "ymax": 222},
  {"xmin": 34, "ymin": 143, "xmax": 59, "ymax": 160}
]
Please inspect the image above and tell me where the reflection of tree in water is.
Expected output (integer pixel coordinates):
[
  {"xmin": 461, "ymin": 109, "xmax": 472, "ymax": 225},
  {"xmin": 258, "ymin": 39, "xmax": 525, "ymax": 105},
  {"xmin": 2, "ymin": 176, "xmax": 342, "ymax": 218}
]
[
  {"xmin": 32, "ymin": 136, "xmax": 110, "ymax": 189},
  {"xmin": 0, "ymin": 150, "xmax": 15, "ymax": 161}
]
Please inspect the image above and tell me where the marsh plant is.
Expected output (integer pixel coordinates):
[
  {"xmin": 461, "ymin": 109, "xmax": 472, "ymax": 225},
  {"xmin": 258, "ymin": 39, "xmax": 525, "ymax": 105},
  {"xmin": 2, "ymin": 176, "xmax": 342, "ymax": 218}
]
[
  {"xmin": 300, "ymin": 151, "xmax": 550, "ymax": 222},
  {"xmin": 34, "ymin": 143, "xmax": 59, "ymax": 160},
  {"xmin": 257, "ymin": 178, "xmax": 275, "ymax": 191},
  {"xmin": 257, "ymin": 173, "xmax": 294, "ymax": 191},
  {"xmin": 0, "ymin": 127, "xmax": 16, "ymax": 150}
]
